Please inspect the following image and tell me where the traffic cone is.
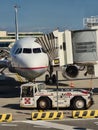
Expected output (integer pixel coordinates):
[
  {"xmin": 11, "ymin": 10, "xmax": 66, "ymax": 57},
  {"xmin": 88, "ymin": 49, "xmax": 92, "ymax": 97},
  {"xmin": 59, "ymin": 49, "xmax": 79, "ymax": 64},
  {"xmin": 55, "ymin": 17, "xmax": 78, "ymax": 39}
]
[{"xmin": 70, "ymin": 81, "xmax": 74, "ymax": 88}]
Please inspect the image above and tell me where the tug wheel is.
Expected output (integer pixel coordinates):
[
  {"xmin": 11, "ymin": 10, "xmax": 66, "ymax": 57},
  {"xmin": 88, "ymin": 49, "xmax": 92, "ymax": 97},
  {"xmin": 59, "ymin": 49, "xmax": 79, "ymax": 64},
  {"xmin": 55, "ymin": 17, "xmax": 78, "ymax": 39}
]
[{"xmin": 37, "ymin": 97, "xmax": 51, "ymax": 110}]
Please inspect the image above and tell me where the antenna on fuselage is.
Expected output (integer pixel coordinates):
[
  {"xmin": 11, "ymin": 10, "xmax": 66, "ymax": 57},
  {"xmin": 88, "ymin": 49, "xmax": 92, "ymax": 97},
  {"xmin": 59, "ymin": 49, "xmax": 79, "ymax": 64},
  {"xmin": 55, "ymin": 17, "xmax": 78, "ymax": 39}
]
[{"xmin": 14, "ymin": 5, "xmax": 20, "ymax": 41}]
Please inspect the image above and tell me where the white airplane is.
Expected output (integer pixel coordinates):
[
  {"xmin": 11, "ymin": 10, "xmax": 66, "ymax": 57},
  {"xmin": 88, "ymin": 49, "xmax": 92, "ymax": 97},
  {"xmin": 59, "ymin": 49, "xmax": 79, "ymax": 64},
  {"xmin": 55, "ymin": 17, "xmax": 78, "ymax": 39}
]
[
  {"xmin": 0, "ymin": 5, "xmax": 49, "ymax": 82},
  {"xmin": 0, "ymin": 37, "xmax": 49, "ymax": 81}
]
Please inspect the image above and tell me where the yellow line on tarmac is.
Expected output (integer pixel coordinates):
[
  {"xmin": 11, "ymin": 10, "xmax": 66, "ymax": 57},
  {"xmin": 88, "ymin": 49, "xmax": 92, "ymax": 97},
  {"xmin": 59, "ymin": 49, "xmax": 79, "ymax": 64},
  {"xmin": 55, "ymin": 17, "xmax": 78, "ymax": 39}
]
[{"xmin": 16, "ymin": 73, "xmax": 23, "ymax": 82}]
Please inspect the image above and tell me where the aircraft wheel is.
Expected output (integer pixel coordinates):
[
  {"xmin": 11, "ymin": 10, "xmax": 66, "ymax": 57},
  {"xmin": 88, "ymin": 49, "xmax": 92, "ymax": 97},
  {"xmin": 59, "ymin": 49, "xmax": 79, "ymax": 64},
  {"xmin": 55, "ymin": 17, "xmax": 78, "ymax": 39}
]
[
  {"xmin": 52, "ymin": 74, "xmax": 57, "ymax": 84},
  {"xmin": 45, "ymin": 74, "xmax": 49, "ymax": 84}
]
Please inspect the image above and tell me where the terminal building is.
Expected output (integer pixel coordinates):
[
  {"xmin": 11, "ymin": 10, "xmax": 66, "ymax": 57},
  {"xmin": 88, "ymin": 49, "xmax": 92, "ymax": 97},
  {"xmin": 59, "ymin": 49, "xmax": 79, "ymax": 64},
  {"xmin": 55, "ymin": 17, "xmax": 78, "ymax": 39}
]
[
  {"xmin": 83, "ymin": 16, "xmax": 98, "ymax": 29},
  {"xmin": 0, "ymin": 31, "xmax": 43, "ymax": 48}
]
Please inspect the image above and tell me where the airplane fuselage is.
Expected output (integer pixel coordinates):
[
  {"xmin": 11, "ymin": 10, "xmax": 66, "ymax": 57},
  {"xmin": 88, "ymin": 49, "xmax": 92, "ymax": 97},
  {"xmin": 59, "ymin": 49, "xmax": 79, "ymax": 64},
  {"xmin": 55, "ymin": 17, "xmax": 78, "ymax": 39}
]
[{"xmin": 10, "ymin": 37, "xmax": 49, "ymax": 81}]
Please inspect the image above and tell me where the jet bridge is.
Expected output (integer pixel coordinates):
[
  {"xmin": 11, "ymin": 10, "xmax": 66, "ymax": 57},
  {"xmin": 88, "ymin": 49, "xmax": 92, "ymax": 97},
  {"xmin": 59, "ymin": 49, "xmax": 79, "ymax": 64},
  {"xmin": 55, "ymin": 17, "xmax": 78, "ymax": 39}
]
[
  {"xmin": 36, "ymin": 32, "xmax": 58, "ymax": 63},
  {"xmin": 72, "ymin": 29, "xmax": 98, "ymax": 63},
  {"xmin": 72, "ymin": 29, "xmax": 98, "ymax": 77},
  {"xmin": 36, "ymin": 30, "xmax": 73, "ymax": 67},
  {"xmin": 53, "ymin": 30, "xmax": 73, "ymax": 66},
  {"xmin": 36, "ymin": 29, "xmax": 98, "ymax": 79}
]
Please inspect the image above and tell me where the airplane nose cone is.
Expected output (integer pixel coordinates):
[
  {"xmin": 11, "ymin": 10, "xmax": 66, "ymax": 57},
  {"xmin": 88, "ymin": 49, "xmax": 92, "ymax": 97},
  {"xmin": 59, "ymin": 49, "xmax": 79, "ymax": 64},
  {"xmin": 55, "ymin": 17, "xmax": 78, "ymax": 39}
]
[
  {"xmin": 33, "ymin": 53, "xmax": 49, "ymax": 69},
  {"xmin": 20, "ymin": 52, "xmax": 49, "ymax": 71}
]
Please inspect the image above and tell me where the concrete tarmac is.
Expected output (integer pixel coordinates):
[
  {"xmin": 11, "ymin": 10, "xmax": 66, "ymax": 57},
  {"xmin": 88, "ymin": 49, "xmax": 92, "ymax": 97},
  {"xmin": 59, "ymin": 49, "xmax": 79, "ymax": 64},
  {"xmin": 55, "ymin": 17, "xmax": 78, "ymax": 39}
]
[{"xmin": 0, "ymin": 70, "xmax": 98, "ymax": 121}]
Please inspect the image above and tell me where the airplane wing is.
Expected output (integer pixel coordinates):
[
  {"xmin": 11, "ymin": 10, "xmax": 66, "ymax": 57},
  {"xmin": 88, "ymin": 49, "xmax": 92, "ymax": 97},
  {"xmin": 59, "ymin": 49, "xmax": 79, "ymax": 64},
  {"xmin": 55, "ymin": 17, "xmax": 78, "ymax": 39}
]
[
  {"xmin": 0, "ymin": 49, "xmax": 11, "ymax": 73},
  {"xmin": 0, "ymin": 49, "xmax": 10, "ymax": 58},
  {"xmin": 0, "ymin": 57, "xmax": 10, "ymax": 68}
]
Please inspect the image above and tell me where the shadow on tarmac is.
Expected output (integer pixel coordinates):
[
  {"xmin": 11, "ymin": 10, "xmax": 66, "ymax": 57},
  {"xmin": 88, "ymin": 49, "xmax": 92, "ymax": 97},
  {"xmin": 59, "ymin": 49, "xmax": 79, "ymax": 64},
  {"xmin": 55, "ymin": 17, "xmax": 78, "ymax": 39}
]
[
  {"xmin": 3, "ymin": 103, "xmax": 20, "ymax": 110},
  {"xmin": 0, "ymin": 75, "xmax": 26, "ymax": 98},
  {"xmin": 2, "ymin": 103, "xmax": 71, "ymax": 111}
]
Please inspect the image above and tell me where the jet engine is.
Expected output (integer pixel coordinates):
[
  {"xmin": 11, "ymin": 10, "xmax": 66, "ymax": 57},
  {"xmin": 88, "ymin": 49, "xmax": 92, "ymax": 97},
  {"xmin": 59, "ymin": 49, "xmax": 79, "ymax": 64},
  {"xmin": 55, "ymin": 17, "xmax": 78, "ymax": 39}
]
[
  {"xmin": 84, "ymin": 65, "xmax": 94, "ymax": 76},
  {"xmin": 62, "ymin": 65, "xmax": 79, "ymax": 79}
]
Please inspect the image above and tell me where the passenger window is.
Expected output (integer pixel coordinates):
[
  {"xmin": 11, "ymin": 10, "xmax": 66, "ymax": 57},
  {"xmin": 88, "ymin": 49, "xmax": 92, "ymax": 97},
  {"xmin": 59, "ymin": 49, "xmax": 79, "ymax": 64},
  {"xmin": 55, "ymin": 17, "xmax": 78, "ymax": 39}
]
[
  {"xmin": 23, "ymin": 48, "xmax": 32, "ymax": 53},
  {"xmin": 33, "ymin": 48, "xmax": 41, "ymax": 53}
]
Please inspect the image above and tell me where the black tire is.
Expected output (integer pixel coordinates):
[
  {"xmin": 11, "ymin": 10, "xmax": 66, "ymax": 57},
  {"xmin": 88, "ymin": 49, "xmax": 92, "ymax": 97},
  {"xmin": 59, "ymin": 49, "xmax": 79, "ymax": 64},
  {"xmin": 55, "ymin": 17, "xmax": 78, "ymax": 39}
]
[
  {"xmin": 71, "ymin": 97, "xmax": 86, "ymax": 110},
  {"xmin": 37, "ymin": 97, "xmax": 51, "ymax": 110},
  {"xmin": 52, "ymin": 74, "xmax": 57, "ymax": 84},
  {"xmin": 45, "ymin": 74, "xmax": 49, "ymax": 84}
]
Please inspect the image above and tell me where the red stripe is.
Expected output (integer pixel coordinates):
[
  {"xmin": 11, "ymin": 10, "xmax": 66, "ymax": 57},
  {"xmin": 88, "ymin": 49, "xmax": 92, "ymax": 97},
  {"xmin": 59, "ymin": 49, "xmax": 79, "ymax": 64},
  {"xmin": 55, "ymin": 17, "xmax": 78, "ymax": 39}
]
[{"xmin": 15, "ymin": 66, "xmax": 48, "ymax": 70}]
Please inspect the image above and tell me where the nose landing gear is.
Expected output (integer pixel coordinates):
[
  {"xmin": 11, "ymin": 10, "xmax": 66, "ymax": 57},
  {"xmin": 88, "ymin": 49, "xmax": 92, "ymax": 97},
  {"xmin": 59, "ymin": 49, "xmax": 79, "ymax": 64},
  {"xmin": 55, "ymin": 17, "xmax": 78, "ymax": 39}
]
[{"xmin": 45, "ymin": 74, "xmax": 57, "ymax": 85}]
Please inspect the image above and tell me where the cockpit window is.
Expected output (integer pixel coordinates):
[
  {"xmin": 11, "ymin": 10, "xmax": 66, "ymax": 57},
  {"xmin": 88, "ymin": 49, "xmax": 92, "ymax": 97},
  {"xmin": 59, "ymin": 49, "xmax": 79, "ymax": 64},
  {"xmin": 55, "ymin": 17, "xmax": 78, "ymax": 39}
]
[
  {"xmin": 33, "ymin": 48, "xmax": 41, "ymax": 53},
  {"xmin": 15, "ymin": 48, "xmax": 22, "ymax": 54},
  {"xmin": 41, "ymin": 48, "xmax": 46, "ymax": 53},
  {"xmin": 14, "ymin": 47, "xmax": 46, "ymax": 54},
  {"xmin": 18, "ymin": 48, "xmax": 22, "ymax": 54},
  {"xmin": 23, "ymin": 48, "xmax": 32, "ymax": 53}
]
